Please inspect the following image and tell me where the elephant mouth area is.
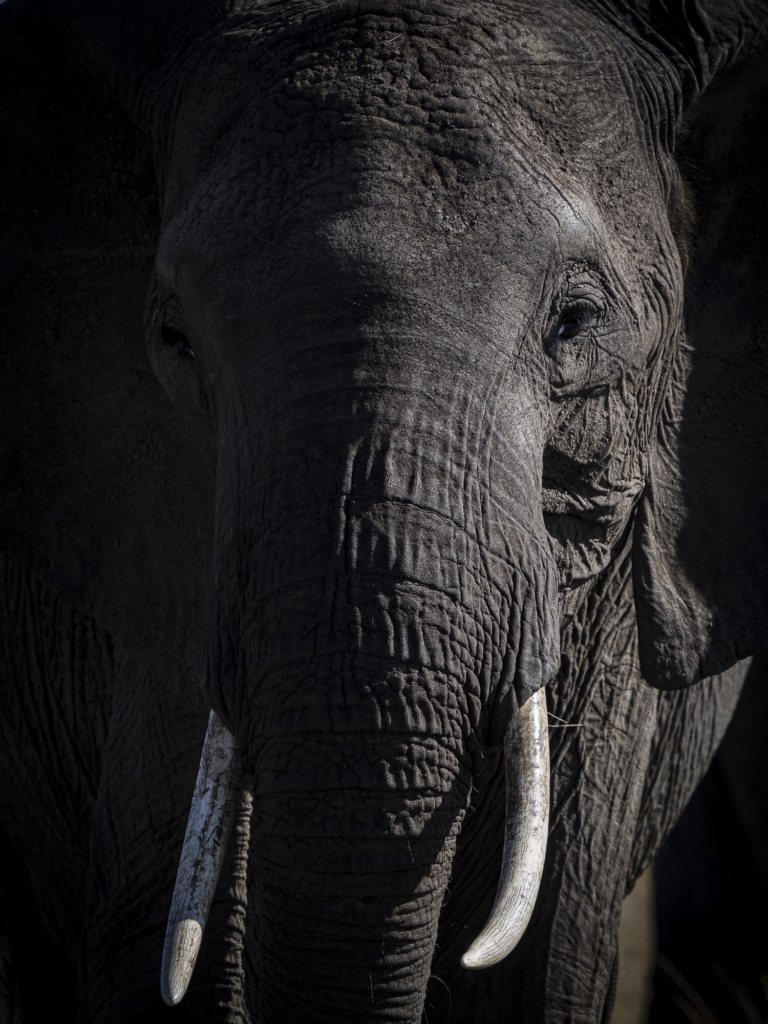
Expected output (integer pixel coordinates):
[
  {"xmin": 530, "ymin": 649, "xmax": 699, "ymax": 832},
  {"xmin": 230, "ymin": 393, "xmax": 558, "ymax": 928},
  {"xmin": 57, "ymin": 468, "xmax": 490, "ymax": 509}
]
[{"xmin": 162, "ymin": 689, "xmax": 551, "ymax": 1014}]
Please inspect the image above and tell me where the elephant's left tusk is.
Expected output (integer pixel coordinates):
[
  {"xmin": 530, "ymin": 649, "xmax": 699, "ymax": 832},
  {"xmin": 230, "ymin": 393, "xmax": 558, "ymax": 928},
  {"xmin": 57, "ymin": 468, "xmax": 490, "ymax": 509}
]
[
  {"xmin": 461, "ymin": 687, "xmax": 549, "ymax": 970},
  {"xmin": 161, "ymin": 710, "xmax": 242, "ymax": 1006}
]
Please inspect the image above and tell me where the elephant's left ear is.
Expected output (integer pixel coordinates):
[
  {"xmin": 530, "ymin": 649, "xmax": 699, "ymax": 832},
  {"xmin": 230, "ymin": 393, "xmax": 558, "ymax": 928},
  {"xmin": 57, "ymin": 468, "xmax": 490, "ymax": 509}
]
[{"xmin": 625, "ymin": 3, "xmax": 768, "ymax": 688}]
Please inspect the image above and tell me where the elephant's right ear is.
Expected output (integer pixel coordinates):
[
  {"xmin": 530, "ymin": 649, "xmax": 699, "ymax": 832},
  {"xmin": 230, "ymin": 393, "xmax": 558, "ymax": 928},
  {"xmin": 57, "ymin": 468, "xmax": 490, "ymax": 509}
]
[
  {"xmin": 632, "ymin": 36, "xmax": 768, "ymax": 688},
  {"xmin": 0, "ymin": 1, "xmax": 213, "ymax": 683}
]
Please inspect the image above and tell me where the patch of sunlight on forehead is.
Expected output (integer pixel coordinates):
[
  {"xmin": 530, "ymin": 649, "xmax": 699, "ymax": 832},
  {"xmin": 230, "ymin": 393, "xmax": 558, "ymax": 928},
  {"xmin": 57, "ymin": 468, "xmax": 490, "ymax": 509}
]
[{"xmin": 545, "ymin": 185, "xmax": 605, "ymax": 249}]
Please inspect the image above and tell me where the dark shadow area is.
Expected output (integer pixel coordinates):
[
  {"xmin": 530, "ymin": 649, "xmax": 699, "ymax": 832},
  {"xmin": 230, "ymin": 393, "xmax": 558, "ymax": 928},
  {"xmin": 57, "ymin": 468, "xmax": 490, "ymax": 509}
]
[
  {"xmin": 650, "ymin": 653, "xmax": 768, "ymax": 1023},
  {"xmin": 0, "ymin": 825, "xmax": 78, "ymax": 1024}
]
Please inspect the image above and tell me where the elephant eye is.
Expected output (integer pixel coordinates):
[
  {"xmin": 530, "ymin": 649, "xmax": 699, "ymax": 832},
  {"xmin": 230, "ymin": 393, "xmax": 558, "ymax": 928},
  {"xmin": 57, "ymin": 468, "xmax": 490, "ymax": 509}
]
[
  {"xmin": 554, "ymin": 300, "xmax": 598, "ymax": 342},
  {"xmin": 160, "ymin": 302, "xmax": 195, "ymax": 358},
  {"xmin": 161, "ymin": 323, "xmax": 195, "ymax": 357}
]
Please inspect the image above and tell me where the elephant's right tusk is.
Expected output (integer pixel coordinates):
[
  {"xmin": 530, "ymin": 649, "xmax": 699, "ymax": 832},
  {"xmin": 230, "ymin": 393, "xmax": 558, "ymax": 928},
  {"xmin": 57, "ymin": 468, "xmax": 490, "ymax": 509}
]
[
  {"xmin": 461, "ymin": 687, "xmax": 550, "ymax": 969},
  {"xmin": 161, "ymin": 710, "xmax": 242, "ymax": 1006}
]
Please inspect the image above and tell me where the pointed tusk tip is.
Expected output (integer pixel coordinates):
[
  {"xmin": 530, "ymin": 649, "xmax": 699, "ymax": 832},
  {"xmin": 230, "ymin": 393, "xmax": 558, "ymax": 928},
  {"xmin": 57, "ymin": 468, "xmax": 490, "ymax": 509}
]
[
  {"xmin": 161, "ymin": 986, "xmax": 185, "ymax": 1008},
  {"xmin": 461, "ymin": 950, "xmax": 483, "ymax": 970},
  {"xmin": 160, "ymin": 918, "xmax": 203, "ymax": 1006},
  {"xmin": 460, "ymin": 942, "xmax": 503, "ymax": 971}
]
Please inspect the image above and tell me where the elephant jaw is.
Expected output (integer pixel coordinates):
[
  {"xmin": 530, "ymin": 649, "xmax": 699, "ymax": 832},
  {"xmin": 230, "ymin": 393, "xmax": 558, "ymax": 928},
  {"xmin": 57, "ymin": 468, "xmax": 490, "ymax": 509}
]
[{"xmin": 159, "ymin": 693, "xmax": 550, "ymax": 1007}]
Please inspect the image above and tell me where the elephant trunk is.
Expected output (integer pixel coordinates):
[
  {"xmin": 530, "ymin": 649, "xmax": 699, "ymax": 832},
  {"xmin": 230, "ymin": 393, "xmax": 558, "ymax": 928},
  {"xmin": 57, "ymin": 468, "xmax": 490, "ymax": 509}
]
[
  {"xmin": 163, "ymin": 275, "xmax": 560, "ymax": 1014},
  {"xmin": 222, "ymin": 556, "xmax": 478, "ymax": 1021},
  {"xmin": 161, "ymin": 453, "xmax": 558, "ymax": 1013},
  {"xmin": 252, "ymin": 721, "xmax": 466, "ymax": 1021}
]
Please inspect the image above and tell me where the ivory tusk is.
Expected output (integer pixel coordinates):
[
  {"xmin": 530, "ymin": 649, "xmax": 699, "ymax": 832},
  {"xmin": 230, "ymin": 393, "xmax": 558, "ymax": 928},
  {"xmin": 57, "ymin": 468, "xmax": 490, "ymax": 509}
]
[
  {"xmin": 461, "ymin": 688, "xmax": 550, "ymax": 970},
  {"xmin": 161, "ymin": 710, "xmax": 242, "ymax": 1006}
]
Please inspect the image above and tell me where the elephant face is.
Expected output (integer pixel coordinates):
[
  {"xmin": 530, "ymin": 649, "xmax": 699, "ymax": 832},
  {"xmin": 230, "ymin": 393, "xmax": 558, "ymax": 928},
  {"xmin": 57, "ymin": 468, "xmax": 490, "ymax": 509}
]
[
  {"xmin": 147, "ymin": 3, "xmax": 681, "ymax": 726},
  {"xmin": 138, "ymin": 7, "xmax": 683, "ymax": 1017}
]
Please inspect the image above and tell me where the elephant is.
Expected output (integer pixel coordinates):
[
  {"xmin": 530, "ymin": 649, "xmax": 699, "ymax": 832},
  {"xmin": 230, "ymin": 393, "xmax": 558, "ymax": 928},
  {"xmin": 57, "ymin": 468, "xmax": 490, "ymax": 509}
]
[{"xmin": 1, "ymin": 0, "xmax": 767, "ymax": 1021}]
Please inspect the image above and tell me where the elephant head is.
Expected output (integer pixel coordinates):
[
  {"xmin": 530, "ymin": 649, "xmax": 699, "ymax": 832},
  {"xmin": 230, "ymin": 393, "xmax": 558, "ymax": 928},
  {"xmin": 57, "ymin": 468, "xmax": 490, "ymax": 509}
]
[{"xmin": 1, "ymin": 0, "xmax": 766, "ymax": 1021}]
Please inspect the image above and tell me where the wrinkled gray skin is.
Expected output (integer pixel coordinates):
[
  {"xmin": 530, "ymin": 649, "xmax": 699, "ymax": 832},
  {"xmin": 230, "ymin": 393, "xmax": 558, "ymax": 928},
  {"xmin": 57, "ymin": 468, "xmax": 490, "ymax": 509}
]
[{"xmin": 1, "ymin": 0, "xmax": 767, "ymax": 1021}]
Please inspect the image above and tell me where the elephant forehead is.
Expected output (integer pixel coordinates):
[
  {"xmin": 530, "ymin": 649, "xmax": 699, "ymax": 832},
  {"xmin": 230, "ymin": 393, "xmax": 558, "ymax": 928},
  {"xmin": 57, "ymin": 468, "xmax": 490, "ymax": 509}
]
[
  {"xmin": 162, "ymin": 127, "xmax": 605, "ymax": 338},
  {"xmin": 212, "ymin": 28, "xmax": 630, "ymax": 231},
  {"xmin": 164, "ymin": 0, "xmax": 647, "ymax": 224},
  {"xmin": 230, "ymin": 0, "xmax": 634, "ymax": 147},
  {"xmin": 156, "ymin": 0, "xmax": 674, "ymax": 361}
]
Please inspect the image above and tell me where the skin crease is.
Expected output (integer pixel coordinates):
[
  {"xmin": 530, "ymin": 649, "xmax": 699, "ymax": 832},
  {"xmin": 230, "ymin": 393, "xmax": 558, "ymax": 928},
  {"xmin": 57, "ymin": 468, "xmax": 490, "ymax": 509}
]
[{"xmin": 0, "ymin": 0, "xmax": 766, "ymax": 1022}]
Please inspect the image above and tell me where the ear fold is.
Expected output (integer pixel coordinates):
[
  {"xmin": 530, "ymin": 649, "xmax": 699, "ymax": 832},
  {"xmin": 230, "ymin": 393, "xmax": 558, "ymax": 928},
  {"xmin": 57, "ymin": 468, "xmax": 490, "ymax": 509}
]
[
  {"xmin": 0, "ymin": 3, "xmax": 213, "ymax": 683},
  {"xmin": 632, "ymin": 41, "xmax": 768, "ymax": 687}
]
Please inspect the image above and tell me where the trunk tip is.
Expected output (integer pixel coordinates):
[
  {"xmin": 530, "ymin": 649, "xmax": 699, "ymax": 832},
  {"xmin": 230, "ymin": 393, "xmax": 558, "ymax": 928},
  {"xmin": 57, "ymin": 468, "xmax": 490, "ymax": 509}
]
[{"xmin": 161, "ymin": 918, "xmax": 203, "ymax": 1006}]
